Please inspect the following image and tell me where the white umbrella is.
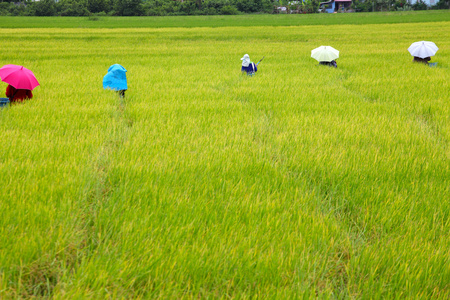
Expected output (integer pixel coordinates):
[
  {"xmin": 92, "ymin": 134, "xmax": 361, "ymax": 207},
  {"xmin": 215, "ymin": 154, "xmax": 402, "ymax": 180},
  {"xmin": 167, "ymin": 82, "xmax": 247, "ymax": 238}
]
[
  {"xmin": 311, "ymin": 46, "xmax": 339, "ymax": 62},
  {"xmin": 408, "ymin": 41, "xmax": 438, "ymax": 58}
]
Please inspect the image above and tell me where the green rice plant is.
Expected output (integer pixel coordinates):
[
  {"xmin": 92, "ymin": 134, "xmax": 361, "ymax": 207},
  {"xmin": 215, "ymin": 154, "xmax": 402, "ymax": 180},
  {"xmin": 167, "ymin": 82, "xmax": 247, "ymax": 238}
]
[{"xmin": 0, "ymin": 16, "xmax": 449, "ymax": 298}]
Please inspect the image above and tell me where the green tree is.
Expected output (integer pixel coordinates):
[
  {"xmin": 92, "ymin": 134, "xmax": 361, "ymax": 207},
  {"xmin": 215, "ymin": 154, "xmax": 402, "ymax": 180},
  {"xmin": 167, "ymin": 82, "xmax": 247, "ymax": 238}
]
[
  {"xmin": 32, "ymin": 0, "xmax": 56, "ymax": 16},
  {"xmin": 412, "ymin": 0, "xmax": 427, "ymax": 9},
  {"xmin": 113, "ymin": 0, "xmax": 143, "ymax": 15},
  {"xmin": 233, "ymin": 0, "xmax": 273, "ymax": 12},
  {"xmin": 88, "ymin": 0, "xmax": 111, "ymax": 13},
  {"xmin": 58, "ymin": 0, "xmax": 90, "ymax": 15},
  {"xmin": 432, "ymin": 0, "xmax": 450, "ymax": 8},
  {"xmin": 302, "ymin": 0, "xmax": 320, "ymax": 12}
]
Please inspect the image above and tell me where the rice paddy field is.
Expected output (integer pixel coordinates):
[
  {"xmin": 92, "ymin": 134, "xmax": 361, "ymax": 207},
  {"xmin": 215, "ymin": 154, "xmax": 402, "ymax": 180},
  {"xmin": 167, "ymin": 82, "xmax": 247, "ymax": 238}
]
[{"xmin": 0, "ymin": 11, "xmax": 449, "ymax": 298}]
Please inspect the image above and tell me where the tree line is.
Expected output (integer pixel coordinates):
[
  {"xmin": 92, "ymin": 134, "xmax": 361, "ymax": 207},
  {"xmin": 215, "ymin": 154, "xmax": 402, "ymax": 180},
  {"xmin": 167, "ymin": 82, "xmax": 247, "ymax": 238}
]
[
  {"xmin": 351, "ymin": 0, "xmax": 449, "ymax": 12},
  {"xmin": 0, "ymin": 0, "xmax": 448, "ymax": 16}
]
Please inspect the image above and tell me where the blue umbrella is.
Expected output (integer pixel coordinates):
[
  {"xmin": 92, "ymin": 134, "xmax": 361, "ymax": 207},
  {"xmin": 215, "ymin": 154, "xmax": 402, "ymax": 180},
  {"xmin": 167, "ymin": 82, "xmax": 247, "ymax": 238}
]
[{"xmin": 103, "ymin": 64, "xmax": 127, "ymax": 91}]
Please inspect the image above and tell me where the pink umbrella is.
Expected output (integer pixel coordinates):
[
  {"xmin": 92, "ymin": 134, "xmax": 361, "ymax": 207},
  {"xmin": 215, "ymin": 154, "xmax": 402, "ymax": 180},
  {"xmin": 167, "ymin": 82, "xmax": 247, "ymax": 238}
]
[{"xmin": 0, "ymin": 64, "xmax": 39, "ymax": 90}]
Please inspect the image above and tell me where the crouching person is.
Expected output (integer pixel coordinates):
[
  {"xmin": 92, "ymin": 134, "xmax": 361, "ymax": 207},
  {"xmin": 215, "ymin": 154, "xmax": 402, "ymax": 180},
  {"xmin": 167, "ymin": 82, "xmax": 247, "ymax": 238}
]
[
  {"xmin": 103, "ymin": 64, "xmax": 127, "ymax": 98},
  {"xmin": 319, "ymin": 60, "xmax": 337, "ymax": 68},
  {"xmin": 413, "ymin": 56, "xmax": 431, "ymax": 65},
  {"xmin": 6, "ymin": 84, "xmax": 33, "ymax": 103},
  {"xmin": 241, "ymin": 54, "xmax": 258, "ymax": 76}
]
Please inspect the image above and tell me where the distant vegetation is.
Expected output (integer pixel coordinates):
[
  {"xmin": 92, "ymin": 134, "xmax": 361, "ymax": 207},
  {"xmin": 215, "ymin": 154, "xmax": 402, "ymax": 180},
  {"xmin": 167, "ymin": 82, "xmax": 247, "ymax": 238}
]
[{"xmin": 0, "ymin": 0, "xmax": 448, "ymax": 16}]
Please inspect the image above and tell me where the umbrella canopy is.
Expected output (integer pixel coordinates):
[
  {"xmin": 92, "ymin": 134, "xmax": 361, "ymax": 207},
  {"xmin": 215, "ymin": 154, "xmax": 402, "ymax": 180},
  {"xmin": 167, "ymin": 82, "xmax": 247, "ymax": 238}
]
[
  {"xmin": 103, "ymin": 64, "xmax": 127, "ymax": 91},
  {"xmin": 0, "ymin": 64, "xmax": 40, "ymax": 90},
  {"xmin": 408, "ymin": 41, "xmax": 438, "ymax": 59},
  {"xmin": 311, "ymin": 46, "xmax": 339, "ymax": 62}
]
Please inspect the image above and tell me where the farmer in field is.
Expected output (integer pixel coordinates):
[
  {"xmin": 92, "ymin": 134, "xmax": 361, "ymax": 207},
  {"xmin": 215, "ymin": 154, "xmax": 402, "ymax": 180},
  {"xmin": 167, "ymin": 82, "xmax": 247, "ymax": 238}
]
[
  {"xmin": 103, "ymin": 64, "xmax": 127, "ymax": 98},
  {"xmin": 413, "ymin": 56, "xmax": 431, "ymax": 64},
  {"xmin": 241, "ymin": 54, "xmax": 257, "ymax": 76},
  {"xmin": 408, "ymin": 41, "xmax": 438, "ymax": 66},
  {"xmin": 5, "ymin": 84, "xmax": 33, "ymax": 102},
  {"xmin": 319, "ymin": 60, "xmax": 337, "ymax": 68},
  {"xmin": 311, "ymin": 46, "xmax": 339, "ymax": 68},
  {"xmin": 0, "ymin": 64, "xmax": 39, "ymax": 103}
]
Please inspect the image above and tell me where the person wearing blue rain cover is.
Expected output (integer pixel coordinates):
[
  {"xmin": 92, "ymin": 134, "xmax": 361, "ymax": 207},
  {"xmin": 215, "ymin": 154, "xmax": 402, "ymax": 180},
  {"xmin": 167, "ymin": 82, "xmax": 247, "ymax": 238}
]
[
  {"xmin": 241, "ymin": 54, "xmax": 257, "ymax": 76},
  {"xmin": 103, "ymin": 64, "xmax": 127, "ymax": 98}
]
